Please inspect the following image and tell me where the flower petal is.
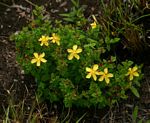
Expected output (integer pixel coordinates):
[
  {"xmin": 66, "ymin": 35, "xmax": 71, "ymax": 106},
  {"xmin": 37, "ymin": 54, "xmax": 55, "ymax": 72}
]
[
  {"xmin": 56, "ymin": 41, "xmax": 60, "ymax": 46},
  {"xmin": 68, "ymin": 54, "xmax": 74, "ymax": 60},
  {"xmin": 104, "ymin": 68, "xmax": 108, "ymax": 74},
  {"xmin": 41, "ymin": 58, "xmax": 47, "ymax": 63},
  {"xmin": 129, "ymin": 75, "xmax": 133, "ymax": 81},
  {"xmin": 133, "ymin": 66, "xmax": 138, "ymax": 72},
  {"xmin": 73, "ymin": 45, "xmax": 77, "ymax": 50},
  {"xmin": 86, "ymin": 73, "xmax": 91, "ymax": 79},
  {"xmin": 40, "ymin": 53, "xmax": 45, "ymax": 58},
  {"xmin": 105, "ymin": 77, "xmax": 110, "ymax": 84},
  {"xmin": 36, "ymin": 61, "xmax": 41, "ymax": 66},
  {"xmin": 107, "ymin": 73, "xmax": 113, "ymax": 78},
  {"xmin": 76, "ymin": 48, "xmax": 82, "ymax": 53},
  {"xmin": 128, "ymin": 68, "xmax": 132, "ymax": 71},
  {"xmin": 45, "ymin": 42, "xmax": 49, "ymax": 46},
  {"xmin": 33, "ymin": 53, "xmax": 38, "ymax": 58},
  {"xmin": 95, "ymin": 71, "xmax": 101, "ymax": 75},
  {"xmin": 86, "ymin": 67, "xmax": 91, "ymax": 72},
  {"xmin": 67, "ymin": 49, "xmax": 73, "ymax": 53},
  {"xmin": 49, "ymin": 37, "xmax": 53, "ymax": 40},
  {"xmin": 133, "ymin": 72, "xmax": 139, "ymax": 77},
  {"xmin": 31, "ymin": 59, "xmax": 37, "ymax": 64},
  {"xmin": 99, "ymin": 76, "xmax": 104, "ymax": 81},
  {"xmin": 74, "ymin": 54, "xmax": 80, "ymax": 60},
  {"xmin": 40, "ymin": 43, "xmax": 43, "ymax": 46},
  {"xmin": 99, "ymin": 71, "xmax": 104, "ymax": 75},
  {"xmin": 93, "ymin": 64, "xmax": 98, "ymax": 71},
  {"xmin": 92, "ymin": 74, "xmax": 97, "ymax": 81}
]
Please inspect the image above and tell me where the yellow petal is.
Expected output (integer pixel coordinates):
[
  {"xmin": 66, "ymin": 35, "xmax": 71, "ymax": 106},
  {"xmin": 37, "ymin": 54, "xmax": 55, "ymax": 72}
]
[
  {"xmin": 31, "ymin": 59, "xmax": 37, "ymax": 64},
  {"xmin": 129, "ymin": 75, "xmax": 133, "ymax": 81},
  {"xmin": 73, "ymin": 45, "xmax": 77, "ymax": 50},
  {"xmin": 133, "ymin": 72, "xmax": 139, "ymax": 77},
  {"xmin": 52, "ymin": 33, "xmax": 56, "ymax": 36},
  {"xmin": 91, "ymin": 22, "xmax": 97, "ymax": 29},
  {"xmin": 40, "ymin": 43, "xmax": 43, "ymax": 46},
  {"xmin": 105, "ymin": 77, "xmax": 110, "ymax": 84},
  {"xmin": 74, "ymin": 54, "xmax": 80, "ymax": 60},
  {"xmin": 76, "ymin": 48, "xmax": 82, "ymax": 53},
  {"xmin": 104, "ymin": 68, "xmax": 108, "ymax": 74},
  {"xmin": 49, "ymin": 37, "xmax": 53, "ymax": 40},
  {"xmin": 99, "ymin": 76, "xmax": 104, "ymax": 81},
  {"xmin": 40, "ymin": 53, "xmax": 45, "ymax": 58},
  {"xmin": 133, "ymin": 66, "xmax": 138, "ymax": 72},
  {"xmin": 95, "ymin": 71, "xmax": 101, "ymax": 75},
  {"xmin": 67, "ymin": 49, "xmax": 73, "ymax": 53},
  {"xmin": 99, "ymin": 71, "xmax": 104, "ymax": 75},
  {"xmin": 36, "ymin": 61, "xmax": 41, "ymax": 66},
  {"xmin": 56, "ymin": 41, "xmax": 60, "ymax": 46},
  {"xmin": 86, "ymin": 73, "xmax": 91, "ymax": 79},
  {"xmin": 93, "ymin": 64, "xmax": 98, "ymax": 71},
  {"xmin": 41, "ymin": 58, "xmax": 47, "ymax": 63},
  {"xmin": 92, "ymin": 74, "xmax": 97, "ymax": 81},
  {"xmin": 45, "ymin": 42, "xmax": 49, "ymax": 46},
  {"xmin": 107, "ymin": 73, "xmax": 113, "ymax": 78},
  {"xmin": 86, "ymin": 67, "xmax": 91, "ymax": 72},
  {"xmin": 33, "ymin": 53, "xmax": 38, "ymax": 58},
  {"xmin": 68, "ymin": 54, "xmax": 73, "ymax": 60},
  {"xmin": 51, "ymin": 39, "xmax": 55, "ymax": 43},
  {"xmin": 128, "ymin": 68, "xmax": 132, "ymax": 71}
]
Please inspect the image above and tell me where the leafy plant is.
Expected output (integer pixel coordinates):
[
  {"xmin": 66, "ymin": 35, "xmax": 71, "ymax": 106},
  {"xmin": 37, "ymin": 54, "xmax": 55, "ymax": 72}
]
[
  {"xmin": 11, "ymin": 6, "xmax": 143, "ymax": 109},
  {"xmin": 59, "ymin": 0, "xmax": 86, "ymax": 26},
  {"xmin": 98, "ymin": 0, "xmax": 147, "ymax": 52}
]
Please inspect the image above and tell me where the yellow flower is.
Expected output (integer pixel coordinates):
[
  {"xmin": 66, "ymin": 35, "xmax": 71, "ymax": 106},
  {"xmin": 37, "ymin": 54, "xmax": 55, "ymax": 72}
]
[
  {"xmin": 98, "ymin": 68, "xmax": 113, "ymax": 84},
  {"xmin": 67, "ymin": 45, "xmax": 82, "ymax": 60},
  {"xmin": 31, "ymin": 52, "xmax": 47, "ymax": 66},
  {"xmin": 86, "ymin": 64, "xmax": 100, "ymax": 81},
  {"xmin": 90, "ymin": 21, "xmax": 97, "ymax": 29},
  {"xmin": 50, "ymin": 33, "xmax": 60, "ymax": 46},
  {"xmin": 126, "ymin": 66, "xmax": 139, "ymax": 80},
  {"xmin": 38, "ymin": 35, "xmax": 50, "ymax": 46}
]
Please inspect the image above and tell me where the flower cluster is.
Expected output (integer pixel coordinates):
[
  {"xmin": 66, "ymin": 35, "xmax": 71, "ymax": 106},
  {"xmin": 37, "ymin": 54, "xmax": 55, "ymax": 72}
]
[
  {"xmin": 86, "ymin": 64, "xmax": 113, "ymax": 84},
  {"xmin": 31, "ymin": 34, "xmax": 83, "ymax": 66},
  {"xmin": 31, "ymin": 34, "xmax": 60, "ymax": 66},
  {"xmin": 30, "ymin": 21, "xmax": 139, "ymax": 84},
  {"xmin": 86, "ymin": 64, "xmax": 139, "ymax": 84}
]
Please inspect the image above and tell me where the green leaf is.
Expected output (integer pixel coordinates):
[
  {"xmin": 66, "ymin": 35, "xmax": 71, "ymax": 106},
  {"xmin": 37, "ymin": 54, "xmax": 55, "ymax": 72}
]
[
  {"xmin": 84, "ymin": 43, "xmax": 96, "ymax": 48},
  {"xmin": 110, "ymin": 56, "xmax": 116, "ymax": 62},
  {"xmin": 138, "ymin": 119, "xmax": 143, "ymax": 123},
  {"xmin": 130, "ymin": 86, "xmax": 140, "ymax": 98},
  {"xmin": 105, "ymin": 36, "xmax": 110, "ymax": 44},
  {"xmin": 59, "ymin": 13, "xmax": 73, "ymax": 17},
  {"xmin": 132, "ymin": 106, "xmax": 138, "ymax": 122},
  {"xmin": 71, "ymin": 0, "xmax": 79, "ymax": 8},
  {"xmin": 110, "ymin": 38, "xmax": 120, "ymax": 44}
]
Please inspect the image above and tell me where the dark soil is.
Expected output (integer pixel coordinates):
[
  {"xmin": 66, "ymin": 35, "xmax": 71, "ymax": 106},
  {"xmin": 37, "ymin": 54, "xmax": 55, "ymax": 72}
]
[{"xmin": 0, "ymin": 0, "xmax": 150, "ymax": 122}]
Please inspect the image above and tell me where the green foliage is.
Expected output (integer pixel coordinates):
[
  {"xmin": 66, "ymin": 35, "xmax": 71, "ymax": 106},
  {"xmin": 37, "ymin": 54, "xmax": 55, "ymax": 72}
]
[
  {"xmin": 98, "ymin": 0, "xmax": 146, "ymax": 52},
  {"xmin": 59, "ymin": 0, "xmax": 86, "ymax": 26},
  {"xmin": 12, "ymin": 6, "xmax": 143, "ymax": 109},
  {"xmin": 132, "ymin": 105, "xmax": 150, "ymax": 123},
  {"xmin": 132, "ymin": 106, "xmax": 139, "ymax": 123}
]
